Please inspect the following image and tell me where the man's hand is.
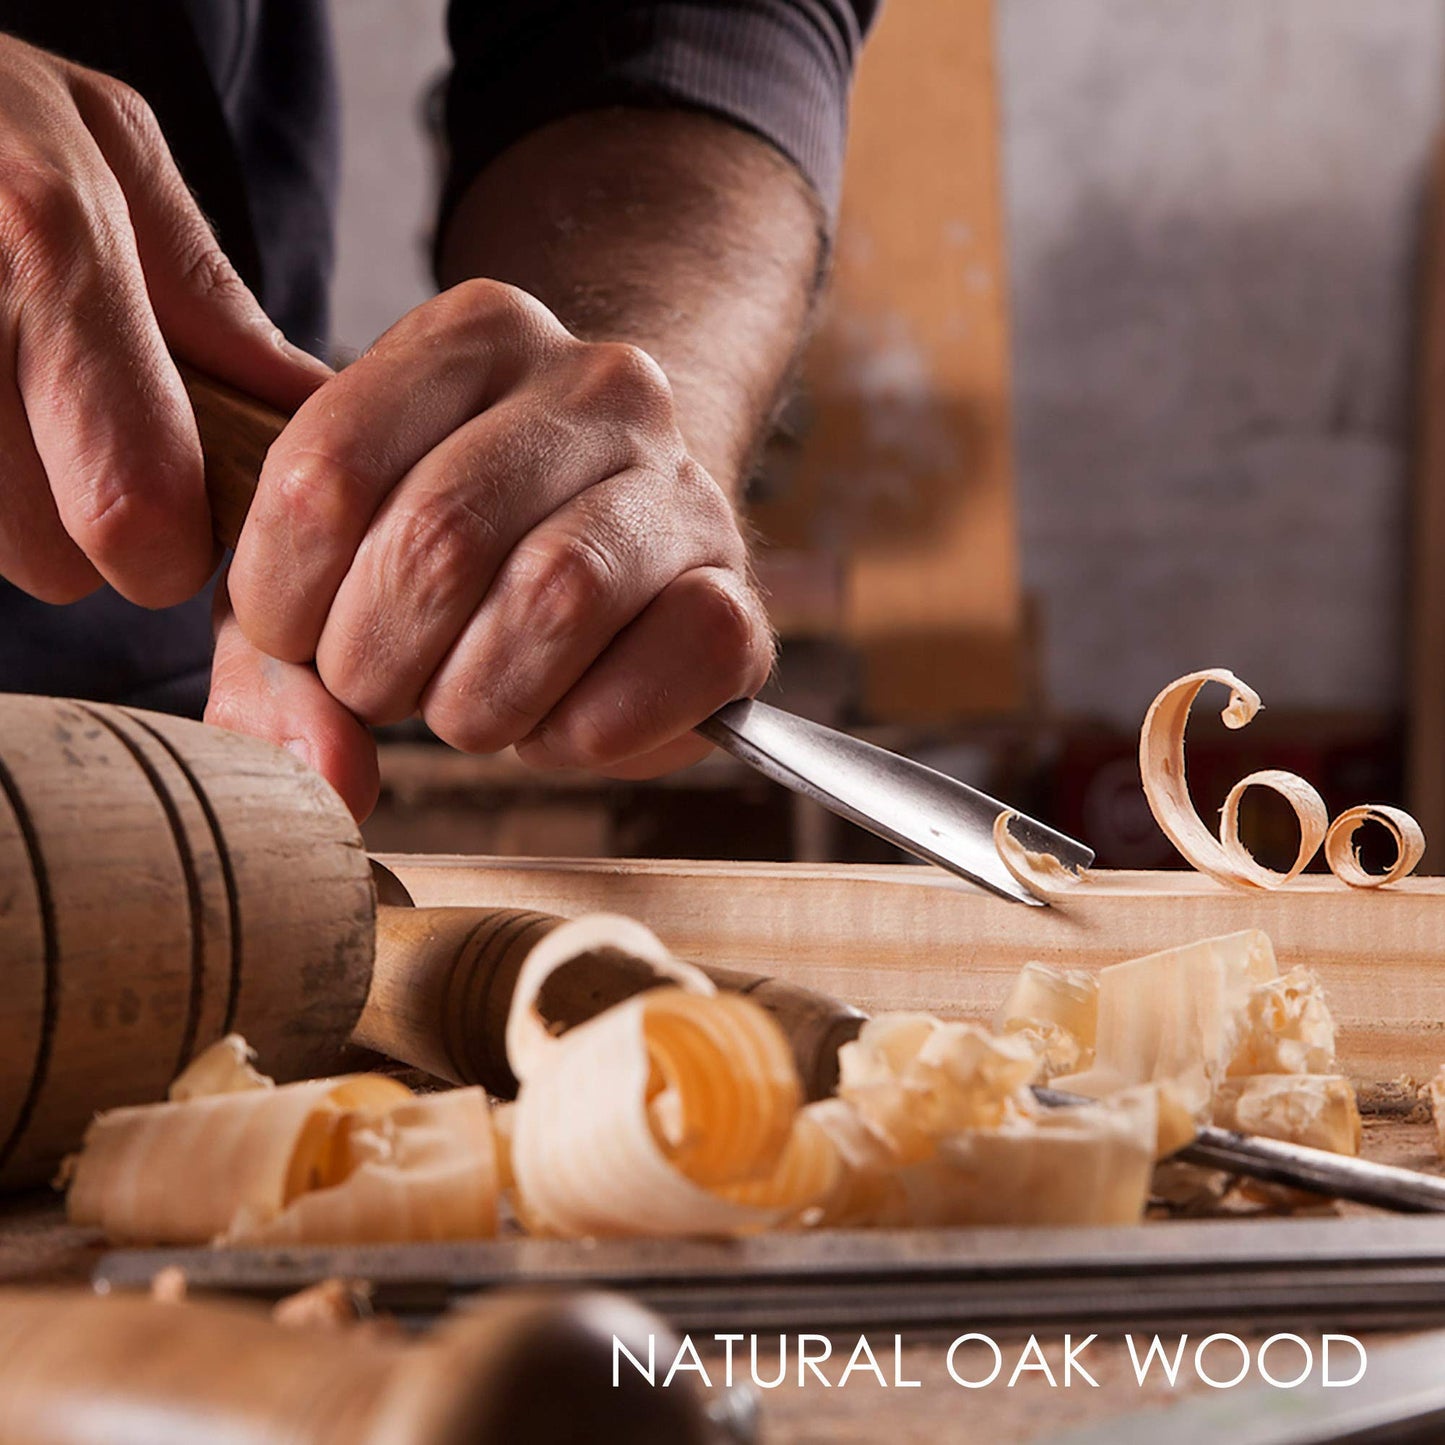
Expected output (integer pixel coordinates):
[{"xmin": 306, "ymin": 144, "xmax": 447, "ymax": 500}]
[
  {"xmin": 0, "ymin": 35, "xmax": 328, "ymax": 608},
  {"xmin": 210, "ymin": 280, "xmax": 775, "ymax": 814}
]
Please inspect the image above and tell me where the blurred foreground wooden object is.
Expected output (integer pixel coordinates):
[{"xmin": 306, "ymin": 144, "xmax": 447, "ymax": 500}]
[{"xmin": 0, "ymin": 1288, "xmax": 710, "ymax": 1445}]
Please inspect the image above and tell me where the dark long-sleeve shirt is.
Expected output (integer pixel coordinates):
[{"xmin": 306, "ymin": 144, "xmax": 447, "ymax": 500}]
[{"xmin": 0, "ymin": 0, "xmax": 874, "ymax": 714}]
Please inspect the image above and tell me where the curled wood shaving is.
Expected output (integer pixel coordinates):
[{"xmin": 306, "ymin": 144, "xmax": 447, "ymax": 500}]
[
  {"xmin": 232, "ymin": 1087, "xmax": 499, "ymax": 1246},
  {"xmin": 1323, "ymin": 804, "xmax": 1426, "ymax": 889},
  {"xmin": 66, "ymin": 1071, "xmax": 499, "ymax": 1247},
  {"xmin": 992, "ymin": 811, "xmax": 1086, "ymax": 900},
  {"xmin": 508, "ymin": 987, "xmax": 821, "ymax": 1237},
  {"xmin": 1217, "ymin": 769, "xmax": 1330, "ymax": 887},
  {"xmin": 1140, "ymin": 670, "xmax": 1329, "ymax": 888},
  {"xmin": 505, "ymin": 913, "xmax": 713, "ymax": 1084}
]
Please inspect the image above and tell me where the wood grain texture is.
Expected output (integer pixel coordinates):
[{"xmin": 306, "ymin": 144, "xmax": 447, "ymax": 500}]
[
  {"xmin": 381, "ymin": 855, "xmax": 1445, "ymax": 1082},
  {"xmin": 180, "ymin": 363, "xmax": 285, "ymax": 551},
  {"xmin": 129, "ymin": 708, "xmax": 376, "ymax": 1080},
  {"xmin": 357, "ymin": 906, "xmax": 564, "ymax": 1094},
  {"xmin": 0, "ymin": 698, "xmax": 195, "ymax": 1188},
  {"xmin": 0, "ymin": 697, "xmax": 374, "ymax": 1187},
  {"xmin": 0, "ymin": 762, "xmax": 48, "ymax": 1165}
]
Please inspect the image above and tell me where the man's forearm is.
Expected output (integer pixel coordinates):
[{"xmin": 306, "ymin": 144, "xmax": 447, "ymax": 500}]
[{"xmin": 437, "ymin": 108, "xmax": 825, "ymax": 501}]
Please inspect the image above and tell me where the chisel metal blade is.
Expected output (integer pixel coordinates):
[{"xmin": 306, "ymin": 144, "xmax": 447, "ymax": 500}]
[{"xmin": 696, "ymin": 700, "xmax": 1092, "ymax": 906}]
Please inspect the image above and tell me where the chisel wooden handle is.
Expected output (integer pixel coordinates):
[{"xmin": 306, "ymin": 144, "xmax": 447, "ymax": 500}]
[
  {"xmin": 179, "ymin": 362, "xmax": 289, "ymax": 550},
  {"xmin": 0, "ymin": 1288, "xmax": 712, "ymax": 1445},
  {"xmin": 354, "ymin": 902, "xmax": 864, "ymax": 1100}
]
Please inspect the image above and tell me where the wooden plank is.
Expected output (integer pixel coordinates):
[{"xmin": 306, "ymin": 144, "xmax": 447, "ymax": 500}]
[
  {"xmin": 749, "ymin": 0, "xmax": 1024, "ymax": 719},
  {"xmin": 379, "ymin": 856, "xmax": 1445, "ymax": 1082}
]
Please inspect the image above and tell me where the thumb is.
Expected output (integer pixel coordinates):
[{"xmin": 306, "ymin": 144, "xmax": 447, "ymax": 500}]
[
  {"xmin": 66, "ymin": 67, "xmax": 332, "ymax": 413},
  {"xmin": 207, "ymin": 575, "xmax": 380, "ymax": 822}
]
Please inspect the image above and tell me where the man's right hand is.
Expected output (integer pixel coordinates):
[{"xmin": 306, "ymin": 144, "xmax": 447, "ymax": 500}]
[{"xmin": 0, "ymin": 35, "xmax": 330, "ymax": 608}]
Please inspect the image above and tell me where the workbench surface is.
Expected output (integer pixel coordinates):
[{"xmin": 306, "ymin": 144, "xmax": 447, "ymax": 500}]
[{"xmin": 3, "ymin": 1113, "xmax": 1437, "ymax": 1444}]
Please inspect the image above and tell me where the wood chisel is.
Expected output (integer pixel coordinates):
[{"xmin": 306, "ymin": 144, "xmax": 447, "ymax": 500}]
[{"xmin": 185, "ymin": 365, "xmax": 1092, "ymax": 906}]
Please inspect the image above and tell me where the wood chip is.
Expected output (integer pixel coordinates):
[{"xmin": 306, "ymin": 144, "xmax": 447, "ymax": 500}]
[
  {"xmin": 1324, "ymin": 804, "xmax": 1426, "ymax": 889},
  {"xmin": 1140, "ymin": 670, "xmax": 1328, "ymax": 888}
]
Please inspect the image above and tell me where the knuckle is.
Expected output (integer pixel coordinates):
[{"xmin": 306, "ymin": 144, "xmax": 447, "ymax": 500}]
[
  {"xmin": 570, "ymin": 340, "xmax": 674, "ymax": 421},
  {"xmin": 177, "ymin": 241, "xmax": 248, "ymax": 307},
  {"xmin": 87, "ymin": 72, "xmax": 160, "ymax": 140},
  {"xmin": 69, "ymin": 475, "xmax": 154, "ymax": 560},
  {"xmin": 0, "ymin": 166, "xmax": 85, "ymax": 270},
  {"xmin": 424, "ymin": 689, "xmax": 520, "ymax": 756},
  {"xmin": 265, "ymin": 448, "xmax": 368, "ymax": 546},
  {"xmin": 689, "ymin": 571, "xmax": 772, "ymax": 678},
  {"xmin": 436, "ymin": 277, "xmax": 558, "ymax": 348},
  {"xmin": 387, "ymin": 493, "xmax": 497, "ymax": 585},
  {"xmin": 508, "ymin": 532, "xmax": 618, "ymax": 641}
]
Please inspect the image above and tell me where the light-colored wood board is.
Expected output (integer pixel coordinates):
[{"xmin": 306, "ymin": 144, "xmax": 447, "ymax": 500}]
[
  {"xmin": 749, "ymin": 0, "xmax": 1024, "ymax": 718},
  {"xmin": 380, "ymin": 856, "xmax": 1445, "ymax": 1082}
]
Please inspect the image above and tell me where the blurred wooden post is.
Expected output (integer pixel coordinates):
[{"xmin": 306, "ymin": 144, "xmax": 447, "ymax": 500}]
[
  {"xmin": 751, "ymin": 0, "xmax": 1024, "ymax": 722},
  {"xmin": 1409, "ymin": 135, "xmax": 1445, "ymax": 869}
]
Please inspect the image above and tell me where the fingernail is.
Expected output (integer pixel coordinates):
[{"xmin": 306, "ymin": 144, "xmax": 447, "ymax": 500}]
[
  {"xmin": 516, "ymin": 730, "xmax": 563, "ymax": 770},
  {"xmin": 260, "ymin": 321, "xmax": 333, "ymax": 377}
]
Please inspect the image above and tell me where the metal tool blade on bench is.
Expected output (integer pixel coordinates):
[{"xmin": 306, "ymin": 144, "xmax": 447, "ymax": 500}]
[
  {"xmin": 92, "ymin": 1216, "xmax": 1445, "ymax": 1335},
  {"xmin": 1035, "ymin": 1086, "xmax": 1445, "ymax": 1214},
  {"xmin": 696, "ymin": 699, "xmax": 1092, "ymax": 905}
]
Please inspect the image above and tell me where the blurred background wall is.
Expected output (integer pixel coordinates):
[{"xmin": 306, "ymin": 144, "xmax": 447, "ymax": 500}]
[
  {"xmin": 329, "ymin": 0, "xmax": 445, "ymax": 359},
  {"xmin": 327, "ymin": 0, "xmax": 1445, "ymax": 866},
  {"xmin": 1001, "ymin": 0, "xmax": 1443, "ymax": 726}
]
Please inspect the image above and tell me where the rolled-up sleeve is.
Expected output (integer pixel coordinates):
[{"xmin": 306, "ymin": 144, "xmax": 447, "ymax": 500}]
[{"xmin": 442, "ymin": 0, "xmax": 879, "ymax": 224}]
